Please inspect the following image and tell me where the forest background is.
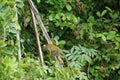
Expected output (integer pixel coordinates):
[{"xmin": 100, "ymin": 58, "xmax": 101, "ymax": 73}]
[{"xmin": 0, "ymin": 0, "xmax": 120, "ymax": 80}]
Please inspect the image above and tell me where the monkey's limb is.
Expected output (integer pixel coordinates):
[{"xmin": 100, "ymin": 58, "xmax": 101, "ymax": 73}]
[
  {"xmin": 59, "ymin": 51, "xmax": 72, "ymax": 71},
  {"xmin": 48, "ymin": 50, "xmax": 52, "ymax": 58},
  {"xmin": 54, "ymin": 56, "xmax": 64, "ymax": 68},
  {"xmin": 56, "ymin": 56, "xmax": 64, "ymax": 64}
]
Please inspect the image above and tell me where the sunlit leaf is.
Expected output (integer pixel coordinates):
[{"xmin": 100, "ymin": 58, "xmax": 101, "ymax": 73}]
[
  {"xmin": 37, "ymin": 0, "xmax": 41, "ymax": 3},
  {"xmin": 49, "ymin": 14, "xmax": 55, "ymax": 21},
  {"xmin": 105, "ymin": 6, "xmax": 112, "ymax": 12},
  {"xmin": 101, "ymin": 35, "xmax": 106, "ymax": 41},
  {"xmin": 66, "ymin": 4, "xmax": 72, "ymax": 11},
  {"xmin": 96, "ymin": 11, "xmax": 101, "ymax": 17},
  {"xmin": 101, "ymin": 10, "xmax": 107, "ymax": 17}
]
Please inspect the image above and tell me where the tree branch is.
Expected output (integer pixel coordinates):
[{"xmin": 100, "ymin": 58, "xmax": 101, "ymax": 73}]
[
  {"xmin": 29, "ymin": 5, "xmax": 44, "ymax": 64},
  {"xmin": 28, "ymin": 0, "xmax": 52, "ymax": 44}
]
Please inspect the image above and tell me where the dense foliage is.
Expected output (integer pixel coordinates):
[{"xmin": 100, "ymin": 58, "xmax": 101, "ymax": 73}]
[{"xmin": 0, "ymin": 0, "xmax": 120, "ymax": 80}]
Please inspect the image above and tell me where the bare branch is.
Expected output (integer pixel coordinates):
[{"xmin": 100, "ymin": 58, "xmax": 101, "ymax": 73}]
[
  {"xmin": 28, "ymin": 0, "xmax": 52, "ymax": 44},
  {"xmin": 30, "ymin": 6, "xmax": 44, "ymax": 64}
]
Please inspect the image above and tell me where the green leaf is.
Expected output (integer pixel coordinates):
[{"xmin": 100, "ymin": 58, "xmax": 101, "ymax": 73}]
[
  {"xmin": 67, "ymin": 22, "xmax": 75, "ymax": 30},
  {"xmin": 55, "ymin": 13, "xmax": 66, "ymax": 21},
  {"xmin": 5, "ymin": 50, "xmax": 12, "ymax": 55},
  {"xmin": 37, "ymin": 0, "xmax": 41, "ymax": 3},
  {"xmin": 25, "ymin": 16, "xmax": 31, "ymax": 23},
  {"xmin": 109, "ymin": 31, "xmax": 116, "ymax": 35},
  {"xmin": 111, "ymin": 13, "xmax": 118, "ymax": 20},
  {"xmin": 102, "ymin": 35, "xmax": 106, "ymax": 41},
  {"xmin": 0, "ymin": 40, "xmax": 5, "ymax": 44},
  {"xmin": 87, "ymin": 16, "xmax": 95, "ymax": 23},
  {"xmin": 73, "ymin": 16, "xmax": 79, "ymax": 24},
  {"xmin": 8, "ymin": 22, "xmax": 21, "ymax": 30},
  {"xmin": 0, "ymin": 40, "xmax": 6, "ymax": 48},
  {"xmin": 96, "ymin": 11, "xmax": 101, "ymax": 17},
  {"xmin": 107, "ymin": 35, "xmax": 115, "ymax": 40},
  {"xmin": 115, "ymin": 37, "xmax": 120, "ymax": 42},
  {"xmin": 58, "ymin": 40, "xmax": 66, "ymax": 45},
  {"xmin": 101, "ymin": 10, "xmax": 107, "ymax": 17},
  {"xmin": 61, "ymin": 14, "xmax": 66, "ymax": 21},
  {"xmin": 107, "ymin": 31, "xmax": 116, "ymax": 40},
  {"xmin": 66, "ymin": 4, "xmax": 72, "ymax": 11},
  {"xmin": 49, "ymin": 14, "xmax": 55, "ymax": 21},
  {"xmin": 72, "ymin": 55, "xmax": 79, "ymax": 61},
  {"xmin": 105, "ymin": 6, "xmax": 112, "ymax": 12},
  {"xmin": 95, "ymin": 34, "xmax": 102, "ymax": 38},
  {"xmin": 16, "ymin": 2, "xmax": 24, "ymax": 9},
  {"xmin": 85, "ymin": 56, "xmax": 92, "ymax": 63},
  {"xmin": 55, "ymin": 13, "xmax": 61, "ymax": 19}
]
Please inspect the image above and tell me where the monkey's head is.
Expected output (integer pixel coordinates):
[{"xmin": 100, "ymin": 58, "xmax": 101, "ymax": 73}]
[
  {"xmin": 43, "ymin": 44, "xmax": 51, "ymax": 52},
  {"xmin": 43, "ymin": 44, "xmax": 47, "ymax": 51}
]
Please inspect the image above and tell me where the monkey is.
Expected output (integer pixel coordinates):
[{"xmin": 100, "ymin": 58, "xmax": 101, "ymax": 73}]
[
  {"xmin": 43, "ymin": 44, "xmax": 73, "ymax": 77},
  {"xmin": 43, "ymin": 44, "xmax": 69, "ymax": 68},
  {"xmin": 43, "ymin": 44, "xmax": 64, "ymax": 64}
]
